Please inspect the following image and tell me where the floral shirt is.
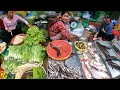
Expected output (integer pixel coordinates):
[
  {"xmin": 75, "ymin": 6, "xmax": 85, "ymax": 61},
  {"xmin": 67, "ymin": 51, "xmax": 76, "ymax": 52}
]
[{"xmin": 49, "ymin": 20, "xmax": 71, "ymax": 40}]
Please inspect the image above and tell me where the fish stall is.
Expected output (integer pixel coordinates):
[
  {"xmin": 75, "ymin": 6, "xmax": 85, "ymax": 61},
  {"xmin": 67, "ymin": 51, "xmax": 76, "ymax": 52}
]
[
  {"xmin": 1, "ymin": 11, "xmax": 120, "ymax": 79},
  {"xmin": 47, "ymin": 40, "xmax": 85, "ymax": 79},
  {"xmin": 46, "ymin": 39, "xmax": 117, "ymax": 79},
  {"xmin": 95, "ymin": 41, "xmax": 120, "ymax": 78},
  {"xmin": 73, "ymin": 41, "xmax": 112, "ymax": 79}
]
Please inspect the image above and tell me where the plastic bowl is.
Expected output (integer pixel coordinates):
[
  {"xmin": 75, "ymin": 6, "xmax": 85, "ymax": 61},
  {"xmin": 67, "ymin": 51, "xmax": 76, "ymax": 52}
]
[
  {"xmin": 74, "ymin": 41, "xmax": 88, "ymax": 52},
  {"xmin": 10, "ymin": 34, "xmax": 26, "ymax": 45}
]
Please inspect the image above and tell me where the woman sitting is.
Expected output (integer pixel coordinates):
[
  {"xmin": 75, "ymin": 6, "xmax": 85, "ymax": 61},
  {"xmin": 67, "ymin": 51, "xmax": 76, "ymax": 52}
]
[
  {"xmin": 93, "ymin": 17, "xmax": 115, "ymax": 41},
  {"xmin": 49, "ymin": 11, "xmax": 78, "ymax": 41},
  {"xmin": 1, "ymin": 11, "xmax": 31, "ymax": 43}
]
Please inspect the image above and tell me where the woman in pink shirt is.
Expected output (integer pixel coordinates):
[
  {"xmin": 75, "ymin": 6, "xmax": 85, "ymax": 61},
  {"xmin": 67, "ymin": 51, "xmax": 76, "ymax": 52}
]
[{"xmin": 2, "ymin": 11, "xmax": 31, "ymax": 43}]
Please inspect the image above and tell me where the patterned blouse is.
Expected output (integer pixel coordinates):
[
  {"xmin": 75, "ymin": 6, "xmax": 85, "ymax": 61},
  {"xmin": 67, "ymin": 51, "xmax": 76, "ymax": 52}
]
[{"xmin": 49, "ymin": 20, "xmax": 71, "ymax": 40}]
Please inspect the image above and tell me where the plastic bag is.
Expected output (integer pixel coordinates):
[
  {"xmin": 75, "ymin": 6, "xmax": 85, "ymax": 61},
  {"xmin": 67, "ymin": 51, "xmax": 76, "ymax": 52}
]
[
  {"xmin": 70, "ymin": 23, "xmax": 84, "ymax": 37},
  {"xmin": 83, "ymin": 11, "xmax": 91, "ymax": 19},
  {"xmin": 82, "ymin": 20, "xmax": 88, "ymax": 28},
  {"xmin": 95, "ymin": 11, "xmax": 106, "ymax": 22}
]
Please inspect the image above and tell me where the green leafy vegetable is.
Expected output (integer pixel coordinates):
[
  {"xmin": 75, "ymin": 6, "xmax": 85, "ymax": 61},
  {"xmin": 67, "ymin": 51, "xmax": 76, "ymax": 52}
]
[
  {"xmin": 24, "ymin": 26, "xmax": 46, "ymax": 45},
  {"xmin": 2, "ymin": 59, "xmax": 23, "ymax": 75},
  {"xmin": 6, "ymin": 44, "xmax": 46, "ymax": 65},
  {"xmin": 33, "ymin": 67, "xmax": 47, "ymax": 79}
]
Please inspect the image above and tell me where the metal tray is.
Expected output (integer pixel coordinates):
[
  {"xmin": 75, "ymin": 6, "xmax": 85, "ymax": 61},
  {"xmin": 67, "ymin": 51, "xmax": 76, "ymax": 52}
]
[
  {"xmin": 73, "ymin": 41, "xmax": 112, "ymax": 79},
  {"xmin": 92, "ymin": 41, "xmax": 112, "ymax": 78},
  {"xmin": 95, "ymin": 41, "xmax": 120, "ymax": 78},
  {"xmin": 47, "ymin": 42, "xmax": 85, "ymax": 79},
  {"xmin": 71, "ymin": 42, "xmax": 86, "ymax": 79}
]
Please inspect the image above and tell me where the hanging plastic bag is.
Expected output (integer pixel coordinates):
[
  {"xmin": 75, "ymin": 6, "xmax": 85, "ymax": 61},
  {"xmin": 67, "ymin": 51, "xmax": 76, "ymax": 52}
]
[
  {"xmin": 82, "ymin": 20, "xmax": 88, "ymax": 28},
  {"xmin": 70, "ymin": 22, "xmax": 84, "ymax": 37},
  {"xmin": 83, "ymin": 11, "xmax": 91, "ymax": 19},
  {"xmin": 96, "ymin": 11, "xmax": 106, "ymax": 22}
]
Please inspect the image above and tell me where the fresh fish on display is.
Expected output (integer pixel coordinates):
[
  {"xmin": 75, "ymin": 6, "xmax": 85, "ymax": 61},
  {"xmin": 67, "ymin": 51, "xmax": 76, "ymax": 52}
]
[
  {"xmin": 83, "ymin": 53, "xmax": 89, "ymax": 60},
  {"xmin": 96, "ymin": 42, "xmax": 111, "ymax": 49},
  {"xmin": 110, "ymin": 42, "xmax": 120, "ymax": 57},
  {"xmin": 96, "ymin": 42, "xmax": 110, "ymax": 58},
  {"xmin": 90, "ymin": 67, "xmax": 104, "ymax": 79},
  {"xmin": 90, "ymin": 66, "xmax": 109, "ymax": 79},
  {"xmin": 96, "ymin": 42, "xmax": 120, "ymax": 71},
  {"xmin": 90, "ymin": 61, "xmax": 107, "ymax": 72},
  {"xmin": 80, "ymin": 42, "xmax": 111, "ymax": 79},
  {"xmin": 48, "ymin": 58, "xmax": 83, "ymax": 79},
  {"xmin": 107, "ymin": 61, "xmax": 120, "ymax": 70},
  {"xmin": 81, "ymin": 61, "xmax": 92, "ymax": 79},
  {"xmin": 50, "ymin": 43, "xmax": 61, "ymax": 58},
  {"xmin": 106, "ymin": 57, "xmax": 120, "ymax": 62}
]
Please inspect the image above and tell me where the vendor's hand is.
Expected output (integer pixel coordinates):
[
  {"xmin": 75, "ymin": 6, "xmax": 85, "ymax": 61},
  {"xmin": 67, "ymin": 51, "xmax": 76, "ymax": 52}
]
[
  {"xmin": 101, "ymin": 28, "xmax": 105, "ymax": 33},
  {"xmin": 94, "ymin": 34, "xmax": 97, "ymax": 38},
  {"xmin": 7, "ymin": 29, "xmax": 12, "ymax": 32}
]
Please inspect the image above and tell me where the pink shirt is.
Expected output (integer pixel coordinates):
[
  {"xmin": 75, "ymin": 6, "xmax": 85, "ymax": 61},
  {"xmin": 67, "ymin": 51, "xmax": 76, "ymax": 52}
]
[{"xmin": 3, "ymin": 15, "xmax": 29, "ymax": 31}]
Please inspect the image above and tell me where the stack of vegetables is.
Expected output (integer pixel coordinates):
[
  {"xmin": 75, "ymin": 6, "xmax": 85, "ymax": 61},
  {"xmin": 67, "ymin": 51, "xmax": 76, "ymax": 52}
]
[{"xmin": 2, "ymin": 26, "xmax": 47, "ymax": 79}]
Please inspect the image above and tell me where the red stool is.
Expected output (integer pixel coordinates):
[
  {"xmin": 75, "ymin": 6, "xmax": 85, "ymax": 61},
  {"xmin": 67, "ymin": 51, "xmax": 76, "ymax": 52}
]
[
  {"xmin": 112, "ymin": 29, "xmax": 120, "ymax": 40},
  {"xmin": 0, "ymin": 19, "xmax": 5, "ymax": 29}
]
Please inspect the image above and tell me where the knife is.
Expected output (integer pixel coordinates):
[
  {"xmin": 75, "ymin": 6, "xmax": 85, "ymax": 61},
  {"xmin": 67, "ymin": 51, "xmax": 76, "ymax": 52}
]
[{"xmin": 50, "ymin": 42, "xmax": 61, "ymax": 58}]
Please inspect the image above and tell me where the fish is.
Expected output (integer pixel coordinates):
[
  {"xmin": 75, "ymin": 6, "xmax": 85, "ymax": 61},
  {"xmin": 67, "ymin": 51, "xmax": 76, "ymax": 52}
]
[
  {"xmin": 50, "ymin": 43, "xmax": 61, "ymax": 58},
  {"xmin": 110, "ymin": 42, "xmax": 120, "ymax": 57},
  {"xmin": 108, "ymin": 61, "xmax": 120, "ymax": 70},
  {"xmin": 96, "ymin": 42, "xmax": 110, "ymax": 58},
  {"xmin": 81, "ymin": 61, "xmax": 92, "ymax": 79},
  {"xmin": 90, "ymin": 66, "xmax": 110, "ymax": 79},
  {"xmin": 96, "ymin": 42, "xmax": 111, "ymax": 49},
  {"xmin": 48, "ymin": 58, "xmax": 83, "ymax": 79},
  {"xmin": 83, "ymin": 53, "xmax": 89, "ymax": 60},
  {"xmin": 90, "ymin": 67, "xmax": 104, "ymax": 79},
  {"xmin": 90, "ymin": 61, "xmax": 107, "ymax": 72},
  {"xmin": 106, "ymin": 56, "xmax": 120, "ymax": 62}
]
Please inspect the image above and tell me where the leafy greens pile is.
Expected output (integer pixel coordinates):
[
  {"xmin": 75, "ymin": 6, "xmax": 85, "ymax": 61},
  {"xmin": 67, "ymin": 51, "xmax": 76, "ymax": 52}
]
[
  {"xmin": 22, "ymin": 19, "xmax": 35, "ymax": 33},
  {"xmin": 2, "ymin": 25, "xmax": 47, "ymax": 79},
  {"xmin": 24, "ymin": 26, "xmax": 46, "ymax": 45},
  {"xmin": 1, "ymin": 59, "xmax": 24, "ymax": 79},
  {"xmin": 5, "ymin": 44, "xmax": 46, "ymax": 65}
]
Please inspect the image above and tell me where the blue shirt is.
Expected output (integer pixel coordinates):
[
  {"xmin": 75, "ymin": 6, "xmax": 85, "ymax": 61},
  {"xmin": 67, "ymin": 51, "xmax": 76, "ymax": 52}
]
[{"xmin": 97, "ymin": 23, "xmax": 113, "ymax": 35}]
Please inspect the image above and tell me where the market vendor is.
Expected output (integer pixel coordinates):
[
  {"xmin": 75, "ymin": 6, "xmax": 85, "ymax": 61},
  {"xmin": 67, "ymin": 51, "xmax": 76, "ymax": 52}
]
[
  {"xmin": 1, "ymin": 11, "xmax": 31, "ymax": 43},
  {"xmin": 93, "ymin": 17, "xmax": 115, "ymax": 41},
  {"xmin": 49, "ymin": 11, "xmax": 79, "ymax": 41}
]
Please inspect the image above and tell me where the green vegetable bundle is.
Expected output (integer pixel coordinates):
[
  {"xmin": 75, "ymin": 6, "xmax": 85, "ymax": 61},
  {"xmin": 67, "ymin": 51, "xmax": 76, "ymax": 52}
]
[
  {"xmin": 2, "ymin": 59, "xmax": 23, "ymax": 75},
  {"xmin": 6, "ymin": 44, "xmax": 46, "ymax": 65},
  {"xmin": 24, "ymin": 26, "xmax": 46, "ymax": 45},
  {"xmin": 33, "ymin": 67, "xmax": 47, "ymax": 79}
]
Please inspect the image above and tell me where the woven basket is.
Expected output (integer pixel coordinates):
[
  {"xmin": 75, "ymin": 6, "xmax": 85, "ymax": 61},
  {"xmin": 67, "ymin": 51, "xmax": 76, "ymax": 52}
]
[{"xmin": 15, "ymin": 64, "xmax": 48, "ymax": 79}]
